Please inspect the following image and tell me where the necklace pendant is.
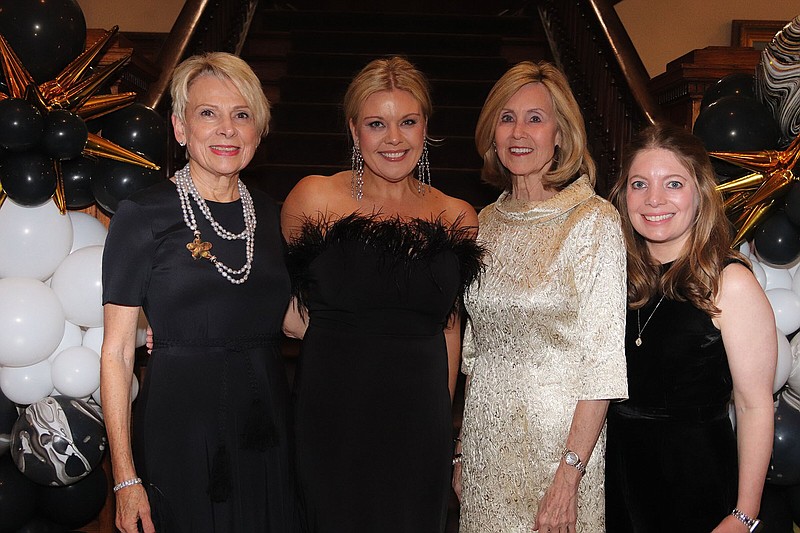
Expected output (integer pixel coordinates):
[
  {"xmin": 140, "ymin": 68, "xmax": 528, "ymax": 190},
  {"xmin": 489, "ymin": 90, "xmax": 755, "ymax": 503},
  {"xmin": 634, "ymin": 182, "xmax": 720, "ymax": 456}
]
[
  {"xmin": 635, "ymin": 337, "xmax": 642, "ymax": 347},
  {"xmin": 187, "ymin": 232, "xmax": 213, "ymax": 260}
]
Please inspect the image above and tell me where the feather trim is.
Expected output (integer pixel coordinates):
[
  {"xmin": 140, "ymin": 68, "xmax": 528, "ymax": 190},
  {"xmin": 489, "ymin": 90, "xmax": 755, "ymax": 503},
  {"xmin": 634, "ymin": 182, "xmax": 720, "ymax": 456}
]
[{"xmin": 286, "ymin": 213, "xmax": 485, "ymax": 317}]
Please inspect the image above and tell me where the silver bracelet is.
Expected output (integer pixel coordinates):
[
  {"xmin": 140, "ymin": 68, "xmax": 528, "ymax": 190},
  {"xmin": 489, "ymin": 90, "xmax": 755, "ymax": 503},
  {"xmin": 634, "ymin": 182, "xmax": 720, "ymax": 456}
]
[
  {"xmin": 452, "ymin": 453, "xmax": 463, "ymax": 466},
  {"xmin": 113, "ymin": 477, "xmax": 142, "ymax": 493},
  {"xmin": 731, "ymin": 508, "xmax": 761, "ymax": 532}
]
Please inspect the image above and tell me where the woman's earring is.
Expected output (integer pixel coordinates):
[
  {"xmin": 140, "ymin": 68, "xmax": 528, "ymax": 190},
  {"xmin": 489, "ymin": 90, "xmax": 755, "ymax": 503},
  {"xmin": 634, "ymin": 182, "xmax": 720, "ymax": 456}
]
[
  {"xmin": 417, "ymin": 140, "xmax": 431, "ymax": 195},
  {"xmin": 351, "ymin": 143, "xmax": 364, "ymax": 201},
  {"xmin": 179, "ymin": 141, "xmax": 186, "ymax": 147}
]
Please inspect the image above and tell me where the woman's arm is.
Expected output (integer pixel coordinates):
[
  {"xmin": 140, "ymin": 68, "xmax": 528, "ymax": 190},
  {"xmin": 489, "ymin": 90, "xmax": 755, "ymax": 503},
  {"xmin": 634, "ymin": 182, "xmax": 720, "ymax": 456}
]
[
  {"xmin": 712, "ymin": 264, "xmax": 776, "ymax": 533},
  {"xmin": 100, "ymin": 303, "xmax": 155, "ymax": 533},
  {"xmin": 533, "ymin": 399, "xmax": 609, "ymax": 532},
  {"xmin": 444, "ymin": 312, "xmax": 462, "ymax": 401}
]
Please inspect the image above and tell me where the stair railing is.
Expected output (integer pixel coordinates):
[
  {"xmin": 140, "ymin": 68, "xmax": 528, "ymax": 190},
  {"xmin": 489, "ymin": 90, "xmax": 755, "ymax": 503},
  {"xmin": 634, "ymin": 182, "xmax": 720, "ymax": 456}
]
[{"xmin": 536, "ymin": 0, "xmax": 661, "ymax": 195}]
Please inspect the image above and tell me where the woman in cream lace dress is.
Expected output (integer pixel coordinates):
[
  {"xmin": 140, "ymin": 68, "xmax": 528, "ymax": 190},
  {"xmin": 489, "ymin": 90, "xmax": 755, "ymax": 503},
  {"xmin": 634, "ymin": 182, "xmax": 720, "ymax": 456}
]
[{"xmin": 454, "ymin": 61, "xmax": 628, "ymax": 533}]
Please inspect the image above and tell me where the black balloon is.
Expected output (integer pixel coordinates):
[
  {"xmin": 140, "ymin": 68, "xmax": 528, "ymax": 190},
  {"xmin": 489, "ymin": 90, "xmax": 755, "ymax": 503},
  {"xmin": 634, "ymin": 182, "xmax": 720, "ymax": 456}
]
[
  {"xmin": 700, "ymin": 73, "xmax": 756, "ymax": 111},
  {"xmin": 101, "ymin": 103, "xmax": 167, "ymax": 165},
  {"xmin": 0, "ymin": 152, "xmax": 57, "ymax": 206},
  {"xmin": 36, "ymin": 464, "xmax": 107, "ymax": 528},
  {"xmin": 91, "ymin": 159, "xmax": 163, "ymax": 214},
  {"xmin": 0, "ymin": 99, "xmax": 44, "ymax": 151},
  {"xmin": 768, "ymin": 391, "xmax": 800, "ymax": 485},
  {"xmin": 693, "ymin": 95, "xmax": 781, "ymax": 177},
  {"xmin": 0, "ymin": 455, "xmax": 37, "ymax": 533},
  {"xmin": 0, "ymin": 388, "xmax": 18, "ymax": 457},
  {"xmin": 60, "ymin": 157, "xmax": 97, "ymax": 209},
  {"xmin": 754, "ymin": 210, "xmax": 800, "ymax": 266},
  {"xmin": 0, "ymin": 0, "xmax": 86, "ymax": 84},
  {"xmin": 11, "ymin": 517, "xmax": 68, "ymax": 533},
  {"xmin": 41, "ymin": 110, "xmax": 88, "ymax": 161},
  {"xmin": 10, "ymin": 397, "xmax": 106, "ymax": 487}
]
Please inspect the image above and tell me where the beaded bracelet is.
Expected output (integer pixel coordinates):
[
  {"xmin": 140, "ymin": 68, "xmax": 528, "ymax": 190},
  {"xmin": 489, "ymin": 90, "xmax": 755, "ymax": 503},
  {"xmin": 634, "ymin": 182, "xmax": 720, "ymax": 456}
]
[
  {"xmin": 113, "ymin": 477, "xmax": 142, "ymax": 493},
  {"xmin": 452, "ymin": 453, "xmax": 463, "ymax": 466}
]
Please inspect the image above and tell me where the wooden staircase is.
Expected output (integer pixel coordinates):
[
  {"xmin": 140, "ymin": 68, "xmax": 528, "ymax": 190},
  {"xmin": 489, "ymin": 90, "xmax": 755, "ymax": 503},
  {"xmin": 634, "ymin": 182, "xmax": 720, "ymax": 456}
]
[{"xmin": 238, "ymin": 8, "xmax": 552, "ymax": 209}]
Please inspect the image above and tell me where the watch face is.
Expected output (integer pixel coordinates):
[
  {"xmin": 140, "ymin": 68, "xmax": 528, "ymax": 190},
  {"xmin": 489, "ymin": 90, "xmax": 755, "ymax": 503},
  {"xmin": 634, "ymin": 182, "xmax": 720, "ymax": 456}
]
[{"xmin": 565, "ymin": 451, "xmax": 578, "ymax": 465}]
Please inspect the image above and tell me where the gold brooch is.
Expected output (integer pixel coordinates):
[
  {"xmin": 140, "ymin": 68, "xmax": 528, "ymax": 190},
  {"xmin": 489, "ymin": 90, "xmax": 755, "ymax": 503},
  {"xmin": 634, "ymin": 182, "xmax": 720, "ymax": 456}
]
[{"xmin": 186, "ymin": 231, "xmax": 213, "ymax": 260}]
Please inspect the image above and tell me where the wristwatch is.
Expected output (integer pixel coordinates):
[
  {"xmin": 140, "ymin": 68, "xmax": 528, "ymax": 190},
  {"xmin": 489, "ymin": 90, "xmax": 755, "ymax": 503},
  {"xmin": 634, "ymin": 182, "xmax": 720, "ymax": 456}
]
[{"xmin": 562, "ymin": 449, "xmax": 586, "ymax": 475}]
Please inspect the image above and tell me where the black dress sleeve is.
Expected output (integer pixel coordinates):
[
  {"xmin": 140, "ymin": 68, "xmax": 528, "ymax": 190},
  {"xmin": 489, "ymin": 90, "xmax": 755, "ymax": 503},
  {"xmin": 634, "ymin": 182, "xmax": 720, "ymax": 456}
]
[{"xmin": 102, "ymin": 198, "xmax": 156, "ymax": 306}]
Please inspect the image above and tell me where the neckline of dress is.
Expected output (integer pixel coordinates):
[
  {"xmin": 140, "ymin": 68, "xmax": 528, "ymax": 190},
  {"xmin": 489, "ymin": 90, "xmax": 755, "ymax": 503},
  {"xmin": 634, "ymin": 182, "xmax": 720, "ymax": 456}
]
[{"xmin": 493, "ymin": 175, "xmax": 594, "ymax": 222}]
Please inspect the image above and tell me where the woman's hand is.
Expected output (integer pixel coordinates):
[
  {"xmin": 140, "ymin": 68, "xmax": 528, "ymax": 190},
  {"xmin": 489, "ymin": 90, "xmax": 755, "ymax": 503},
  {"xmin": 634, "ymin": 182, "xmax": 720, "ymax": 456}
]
[
  {"xmin": 115, "ymin": 484, "xmax": 155, "ymax": 533},
  {"xmin": 533, "ymin": 467, "xmax": 579, "ymax": 532},
  {"xmin": 452, "ymin": 438, "xmax": 463, "ymax": 503},
  {"xmin": 711, "ymin": 514, "xmax": 750, "ymax": 533},
  {"xmin": 145, "ymin": 327, "xmax": 153, "ymax": 354}
]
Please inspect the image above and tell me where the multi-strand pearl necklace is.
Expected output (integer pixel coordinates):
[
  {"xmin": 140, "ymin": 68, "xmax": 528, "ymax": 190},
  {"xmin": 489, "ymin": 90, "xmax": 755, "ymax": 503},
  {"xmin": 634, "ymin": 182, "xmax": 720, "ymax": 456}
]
[{"xmin": 175, "ymin": 164, "xmax": 256, "ymax": 284}]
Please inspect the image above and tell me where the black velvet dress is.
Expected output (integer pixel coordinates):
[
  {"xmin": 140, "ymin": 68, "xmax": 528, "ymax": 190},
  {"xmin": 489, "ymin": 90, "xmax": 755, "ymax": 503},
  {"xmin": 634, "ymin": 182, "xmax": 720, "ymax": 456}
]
[
  {"xmin": 606, "ymin": 289, "xmax": 738, "ymax": 532},
  {"xmin": 287, "ymin": 214, "xmax": 483, "ymax": 533},
  {"xmin": 102, "ymin": 180, "xmax": 293, "ymax": 533}
]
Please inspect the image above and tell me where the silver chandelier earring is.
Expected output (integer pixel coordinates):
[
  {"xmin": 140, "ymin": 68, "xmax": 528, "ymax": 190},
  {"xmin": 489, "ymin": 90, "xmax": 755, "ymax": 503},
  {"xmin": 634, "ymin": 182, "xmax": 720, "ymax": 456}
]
[
  {"xmin": 351, "ymin": 143, "xmax": 364, "ymax": 201},
  {"xmin": 417, "ymin": 140, "xmax": 431, "ymax": 195}
]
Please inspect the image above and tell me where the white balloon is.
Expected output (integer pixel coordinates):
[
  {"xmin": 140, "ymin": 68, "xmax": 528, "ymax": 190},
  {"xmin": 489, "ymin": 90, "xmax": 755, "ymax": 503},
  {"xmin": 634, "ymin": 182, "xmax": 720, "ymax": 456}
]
[
  {"xmin": 135, "ymin": 311, "xmax": 149, "ymax": 348},
  {"xmin": 788, "ymin": 335, "xmax": 800, "ymax": 395},
  {"xmin": 0, "ymin": 278, "xmax": 65, "ymax": 367},
  {"xmin": 766, "ymin": 288, "xmax": 800, "ymax": 335},
  {"xmin": 751, "ymin": 260, "xmax": 767, "ymax": 290},
  {"xmin": 0, "ymin": 199, "xmax": 73, "ymax": 280},
  {"xmin": 50, "ymin": 245, "xmax": 104, "ymax": 328},
  {"xmin": 91, "ymin": 373, "xmax": 139, "ymax": 405},
  {"xmin": 82, "ymin": 327, "xmax": 104, "ymax": 356},
  {"xmin": 763, "ymin": 264, "xmax": 794, "ymax": 291},
  {"xmin": 47, "ymin": 321, "xmax": 83, "ymax": 362},
  {"xmin": 739, "ymin": 241, "xmax": 751, "ymax": 257},
  {"xmin": 0, "ymin": 360, "xmax": 53, "ymax": 405},
  {"xmin": 775, "ymin": 330, "xmax": 793, "ymax": 393},
  {"xmin": 50, "ymin": 346, "xmax": 100, "ymax": 399},
  {"xmin": 69, "ymin": 212, "xmax": 108, "ymax": 253}
]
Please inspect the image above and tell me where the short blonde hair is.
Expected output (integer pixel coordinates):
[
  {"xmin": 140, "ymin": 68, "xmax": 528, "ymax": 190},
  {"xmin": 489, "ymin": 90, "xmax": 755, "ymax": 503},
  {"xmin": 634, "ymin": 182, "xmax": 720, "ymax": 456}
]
[
  {"xmin": 170, "ymin": 52, "xmax": 270, "ymax": 137},
  {"xmin": 475, "ymin": 61, "xmax": 595, "ymax": 191},
  {"xmin": 343, "ymin": 57, "xmax": 432, "ymax": 133}
]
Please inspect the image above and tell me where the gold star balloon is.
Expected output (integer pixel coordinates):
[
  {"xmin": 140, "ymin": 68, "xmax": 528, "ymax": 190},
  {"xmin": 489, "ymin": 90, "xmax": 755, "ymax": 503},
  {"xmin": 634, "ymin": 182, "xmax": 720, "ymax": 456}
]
[
  {"xmin": 713, "ymin": 134, "xmax": 800, "ymax": 246},
  {"xmin": 0, "ymin": 27, "xmax": 160, "ymax": 213}
]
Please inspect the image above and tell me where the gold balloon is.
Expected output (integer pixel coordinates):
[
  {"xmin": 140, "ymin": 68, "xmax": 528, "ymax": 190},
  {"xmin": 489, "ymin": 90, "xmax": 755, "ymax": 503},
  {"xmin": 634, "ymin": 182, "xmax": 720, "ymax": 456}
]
[
  {"xmin": 53, "ymin": 161, "xmax": 66, "ymax": 215},
  {"xmin": 77, "ymin": 93, "xmax": 137, "ymax": 122},
  {"xmin": 713, "ymin": 134, "xmax": 800, "ymax": 243},
  {"xmin": 84, "ymin": 134, "xmax": 161, "ymax": 170}
]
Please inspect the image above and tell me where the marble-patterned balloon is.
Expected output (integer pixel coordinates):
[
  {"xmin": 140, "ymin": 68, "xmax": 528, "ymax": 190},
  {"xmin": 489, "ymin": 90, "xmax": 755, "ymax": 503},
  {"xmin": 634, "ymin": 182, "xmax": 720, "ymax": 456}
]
[{"xmin": 755, "ymin": 15, "xmax": 800, "ymax": 146}]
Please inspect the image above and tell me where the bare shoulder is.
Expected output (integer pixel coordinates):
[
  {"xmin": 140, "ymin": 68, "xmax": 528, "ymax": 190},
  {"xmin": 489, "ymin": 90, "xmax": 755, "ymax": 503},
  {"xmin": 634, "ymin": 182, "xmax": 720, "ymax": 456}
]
[
  {"xmin": 281, "ymin": 172, "xmax": 350, "ymax": 240},
  {"xmin": 719, "ymin": 262, "xmax": 759, "ymax": 294},
  {"xmin": 426, "ymin": 186, "xmax": 478, "ymax": 230},
  {"xmin": 716, "ymin": 261, "xmax": 766, "ymax": 317}
]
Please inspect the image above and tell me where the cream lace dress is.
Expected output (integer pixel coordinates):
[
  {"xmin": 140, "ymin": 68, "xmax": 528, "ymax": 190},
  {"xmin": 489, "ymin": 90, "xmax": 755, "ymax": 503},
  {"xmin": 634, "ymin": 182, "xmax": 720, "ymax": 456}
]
[{"xmin": 460, "ymin": 176, "xmax": 628, "ymax": 532}]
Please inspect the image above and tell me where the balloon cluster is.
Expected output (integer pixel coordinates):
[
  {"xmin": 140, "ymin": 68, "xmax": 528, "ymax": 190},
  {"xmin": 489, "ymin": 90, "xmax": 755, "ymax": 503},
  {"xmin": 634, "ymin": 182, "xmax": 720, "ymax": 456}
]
[
  {"xmin": 0, "ymin": 1, "xmax": 161, "ymax": 529},
  {"xmin": 691, "ymin": 14, "xmax": 800, "ymax": 516},
  {"xmin": 0, "ymin": 0, "xmax": 167, "ymax": 215}
]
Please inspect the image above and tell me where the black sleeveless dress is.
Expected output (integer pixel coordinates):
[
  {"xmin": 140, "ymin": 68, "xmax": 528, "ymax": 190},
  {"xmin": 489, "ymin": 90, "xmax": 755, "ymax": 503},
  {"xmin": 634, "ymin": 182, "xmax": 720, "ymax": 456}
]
[
  {"xmin": 102, "ymin": 180, "xmax": 293, "ymax": 533},
  {"xmin": 605, "ymin": 289, "xmax": 738, "ymax": 532},
  {"xmin": 287, "ymin": 214, "xmax": 483, "ymax": 533}
]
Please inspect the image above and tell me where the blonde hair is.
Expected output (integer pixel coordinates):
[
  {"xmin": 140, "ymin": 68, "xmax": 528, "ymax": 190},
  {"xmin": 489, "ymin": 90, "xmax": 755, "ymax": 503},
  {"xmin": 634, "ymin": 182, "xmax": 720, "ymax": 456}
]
[
  {"xmin": 170, "ymin": 52, "xmax": 270, "ymax": 137},
  {"xmin": 343, "ymin": 56, "xmax": 432, "ymax": 134},
  {"xmin": 475, "ymin": 61, "xmax": 595, "ymax": 191},
  {"xmin": 609, "ymin": 123, "xmax": 746, "ymax": 315}
]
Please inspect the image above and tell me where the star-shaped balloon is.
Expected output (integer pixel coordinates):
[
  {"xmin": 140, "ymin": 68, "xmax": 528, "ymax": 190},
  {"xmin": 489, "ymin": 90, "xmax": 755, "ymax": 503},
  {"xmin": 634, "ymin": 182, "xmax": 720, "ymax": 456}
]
[
  {"xmin": 712, "ymin": 133, "xmax": 800, "ymax": 246},
  {"xmin": 0, "ymin": 27, "xmax": 159, "ymax": 213}
]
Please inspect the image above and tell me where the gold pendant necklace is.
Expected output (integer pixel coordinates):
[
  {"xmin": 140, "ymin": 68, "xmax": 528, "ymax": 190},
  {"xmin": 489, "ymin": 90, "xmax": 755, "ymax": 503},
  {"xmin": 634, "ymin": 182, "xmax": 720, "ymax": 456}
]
[{"xmin": 635, "ymin": 294, "xmax": 665, "ymax": 347}]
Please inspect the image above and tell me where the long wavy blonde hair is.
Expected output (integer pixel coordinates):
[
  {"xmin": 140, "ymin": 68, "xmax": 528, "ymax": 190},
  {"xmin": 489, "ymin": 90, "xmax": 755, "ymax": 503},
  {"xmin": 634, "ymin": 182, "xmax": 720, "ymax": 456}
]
[{"xmin": 609, "ymin": 123, "xmax": 746, "ymax": 315}]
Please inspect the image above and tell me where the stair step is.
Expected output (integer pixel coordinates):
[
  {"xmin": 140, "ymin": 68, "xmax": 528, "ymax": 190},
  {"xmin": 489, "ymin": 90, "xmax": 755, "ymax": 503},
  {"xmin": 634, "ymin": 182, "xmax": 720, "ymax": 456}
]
[
  {"xmin": 288, "ymin": 30, "xmax": 504, "ymax": 56},
  {"xmin": 252, "ymin": 9, "xmax": 540, "ymax": 36},
  {"xmin": 284, "ymin": 51, "xmax": 511, "ymax": 80},
  {"xmin": 270, "ymin": 103, "xmax": 480, "ymax": 136},
  {"xmin": 279, "ymin": 76, "xmax": 494, "ymax": 106}
]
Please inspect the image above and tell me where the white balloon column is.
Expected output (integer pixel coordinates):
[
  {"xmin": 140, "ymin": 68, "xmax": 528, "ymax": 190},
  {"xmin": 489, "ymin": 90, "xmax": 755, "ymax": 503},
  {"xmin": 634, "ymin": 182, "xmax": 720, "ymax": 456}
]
[{"xmin": 0, "ymin": 201, "xmax": 144, "ymax": 409}]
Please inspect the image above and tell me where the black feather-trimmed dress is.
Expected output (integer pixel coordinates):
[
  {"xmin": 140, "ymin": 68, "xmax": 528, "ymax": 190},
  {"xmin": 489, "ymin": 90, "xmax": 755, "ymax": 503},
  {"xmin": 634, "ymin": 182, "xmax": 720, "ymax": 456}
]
[{"xmin": 287, "ymin": 214, "xmax": 483, "ymax": 533}]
